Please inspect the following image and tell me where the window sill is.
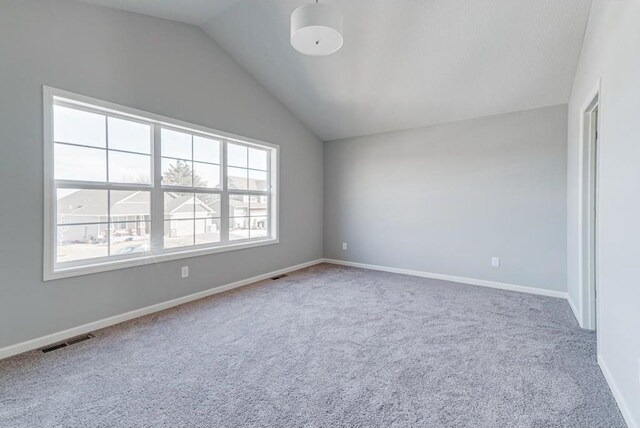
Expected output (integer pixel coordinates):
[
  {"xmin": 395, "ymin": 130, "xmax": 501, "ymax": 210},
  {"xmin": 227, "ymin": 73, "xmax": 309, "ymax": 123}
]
[{"xmin": 44, "ymin": 238, "xmax": 279, "ymax": 281}]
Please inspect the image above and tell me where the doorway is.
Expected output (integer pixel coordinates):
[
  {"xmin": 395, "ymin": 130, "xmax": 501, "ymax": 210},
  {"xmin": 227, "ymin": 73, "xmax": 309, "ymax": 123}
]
[{"xmin": 581, "ymin": 91, "xmax": 599, "ymax": 331}]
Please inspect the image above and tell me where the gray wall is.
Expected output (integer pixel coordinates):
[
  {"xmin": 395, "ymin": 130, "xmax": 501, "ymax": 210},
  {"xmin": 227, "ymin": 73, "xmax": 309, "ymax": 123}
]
[
  {"xmin": 0, "ymin": 0, "xmax": 323, "ymax": 348},
  {"xmin": 325, "ymin": 105, "xmax": 567, "ymax": 292},
  {"xmin": 567, "ymin": 1, "xmax": 640, "ymax": 424}
]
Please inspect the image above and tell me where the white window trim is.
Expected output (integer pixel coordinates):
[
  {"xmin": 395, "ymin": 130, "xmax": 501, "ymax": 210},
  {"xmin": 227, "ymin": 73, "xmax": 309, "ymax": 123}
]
[{"xmin": 43, "ymin": 86, "xmax": 279, "ymax": 281}]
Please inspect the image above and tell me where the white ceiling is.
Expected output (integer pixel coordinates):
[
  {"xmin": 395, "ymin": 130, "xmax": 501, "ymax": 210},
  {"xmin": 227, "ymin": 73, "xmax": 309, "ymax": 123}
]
[{"xmin": 78, "ymin": 0, "xmax": 592, "ymax": 141}]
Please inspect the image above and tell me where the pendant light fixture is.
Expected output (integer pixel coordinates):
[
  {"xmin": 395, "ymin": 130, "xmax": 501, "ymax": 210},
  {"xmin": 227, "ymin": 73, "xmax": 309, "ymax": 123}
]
[{"xmin": 291, "ymin": 0, "xmax": 343, "ymax": 56}]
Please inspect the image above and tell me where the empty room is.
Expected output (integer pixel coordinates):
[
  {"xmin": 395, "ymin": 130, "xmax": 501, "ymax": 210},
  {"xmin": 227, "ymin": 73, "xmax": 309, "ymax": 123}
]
[{"xmin": 1, "ymin": 0, "xmax": 639, "ymax": 426}]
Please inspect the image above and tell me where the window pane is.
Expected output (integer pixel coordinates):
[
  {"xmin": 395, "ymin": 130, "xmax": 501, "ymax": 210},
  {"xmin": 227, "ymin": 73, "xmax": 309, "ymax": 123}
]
[
  {"xmin": 55, "ymin": 143, "xmax": 106, "ymax": 182},
  {"xmin": 108, "ymin": 117, "xmax": 151, "ymax": 154},
  {"xmin": 229, "ymin": 217, "xmax": 250, "ymax": 241},
  {"xmin": 248, "ymin": 169, "xmax": 268, "ymax": 191},
  {"xmin": 195, "ymin": 193, "xmax": 221, "ymax": 218},
  {"xmin": 227, "ymin": 167, "xmax": 248, "ymax": 190},
  {"xmin": 248, "ymin": 147, "xmax": 268, "ymax": 171},
  {"xmin": 250, "ymin": 216, "xmax": 268, "ymax": 239},
  {"xmin": 229, "ymin": 194, "xmax": 249, "ymax": 217},
  {"xmin": 227, "ymin": 143, "xmax": 247, "ymax": 167},
  {"xmin": 195, "ymin": 218, "xmax": 221, "ymax": 245},
  {"xmin": 193, "ymin": 136, "xmax": 220, "ymax": 164},
  {"xmin": 110, "ymin": 221, "xmax": 150, "ymax": 256},
  {"xmin": 164, "ymin": 219, "xmax": 194, "ymax": 248},
  {"xmin": 56, "ymin": 224, "xmax": 108, "ymax": 263},
  {"xmin": 57, "ymin": 188, "xmax": 107, "ymax": 225},
  {"xmin": 164, "ymin": 192, "xmax": 194, "ymax": 220},
  {"xmin": 54, "ymin": 105, "xmax": 106, "ymax": 148},
  {"xmin": 194, "ymin": 162, "xmax": 220, "ymax": 189},
  {"xmin": 162, "ymin": 158, "xmax": 193, "ymax": 187},
  {"xmin": 162, "ymin": 128, "xmax": 192, "ymax": 160},
  {"xmin": 108, "ymin": 151, "xmax": 151, "ymax": 184},
  {"xmin": 250, "ymin": 194, "xmax": 269, "ymax": 217},
  {"xmin": 110, "ymin": 190, "xmax": 150, "ymax": 221}
]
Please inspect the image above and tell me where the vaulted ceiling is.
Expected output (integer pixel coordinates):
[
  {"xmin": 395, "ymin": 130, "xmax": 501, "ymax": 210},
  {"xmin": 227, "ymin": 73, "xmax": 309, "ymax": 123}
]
[{"xmin": 79, "ymin": 0, "xmax": 592, "ymax": 141}]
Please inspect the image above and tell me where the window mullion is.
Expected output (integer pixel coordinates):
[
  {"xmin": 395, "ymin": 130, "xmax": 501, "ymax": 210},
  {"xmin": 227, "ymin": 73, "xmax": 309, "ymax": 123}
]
[
  {"xmin": 105, "ymin": 115, "xmax": 110, "ymax": 183},
  {"xmin": 191, "ymin": 135, "xmax": 196, "ymax": 246},
  {"xmin": 105, "ymin": 115, "xmax": 112, "ymax": 256},
  {"xmin": 221, "ymin": 141, "xmax": 230, "ymax": 244},
  {"xmin": 267, "ymin": 149, "xmax": 272, "ymax": 239},
  {"xmin": 226, "ymin": 190, "xmax": 269, "ymax": 196},
  {"xmin": 150, "ymin": 123, "xmax": 163, "ymax": 254}
]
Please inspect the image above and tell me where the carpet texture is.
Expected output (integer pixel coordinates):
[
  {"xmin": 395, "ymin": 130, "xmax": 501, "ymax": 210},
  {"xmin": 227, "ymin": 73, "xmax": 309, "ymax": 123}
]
[{"xmin": 0, "ymin": 264, "xmax": 625, "ymax": 427}]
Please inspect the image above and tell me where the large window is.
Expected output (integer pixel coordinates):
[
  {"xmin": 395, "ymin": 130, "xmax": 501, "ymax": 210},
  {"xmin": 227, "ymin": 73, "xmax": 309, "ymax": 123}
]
[{"xmin": 44, "ymin": 87, "xmax": 278, "ymax": 280}]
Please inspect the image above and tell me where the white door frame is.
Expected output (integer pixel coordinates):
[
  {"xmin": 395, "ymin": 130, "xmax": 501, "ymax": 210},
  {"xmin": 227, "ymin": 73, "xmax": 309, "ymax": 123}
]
[{"xmin": 578, "ymin": 80, "xmax": 601, "ymax": 331}]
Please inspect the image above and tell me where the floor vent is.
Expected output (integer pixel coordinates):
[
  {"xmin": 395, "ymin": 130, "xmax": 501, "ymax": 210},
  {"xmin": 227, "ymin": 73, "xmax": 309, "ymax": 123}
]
[
  {"xmin": 41, "ymin": 334, "xmax": 95, "ymax": 353},
  {"xmin": 66, "ymin": 334, "xmax": 95, "ymax": 346},
  {"xmin": 271, "ymin": 274, "xmax": 289, "ymax": 280},
  {"xmin": 41, "ymin": 343, "xmax": 68, "ymax": 353}
]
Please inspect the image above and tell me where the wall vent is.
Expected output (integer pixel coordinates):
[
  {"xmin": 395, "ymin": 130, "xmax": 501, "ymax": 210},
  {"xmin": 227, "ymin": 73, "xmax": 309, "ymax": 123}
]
[
  {"xmin": 271, "ymin": 274, "xmax": 289, "ymax": 280},
  {"xmin": 40, "ymin": 334, "xmax": 95, "ymax": 353}
]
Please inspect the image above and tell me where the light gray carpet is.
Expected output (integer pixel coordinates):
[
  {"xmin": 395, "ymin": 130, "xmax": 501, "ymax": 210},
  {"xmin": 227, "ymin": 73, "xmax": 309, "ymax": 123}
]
[{"xmin": 0, "ymin": 264, "xmax": 625, "ymax": 427}]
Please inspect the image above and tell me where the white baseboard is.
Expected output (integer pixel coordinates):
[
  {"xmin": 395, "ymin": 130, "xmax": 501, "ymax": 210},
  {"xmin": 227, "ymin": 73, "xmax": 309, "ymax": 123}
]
[
  {"xmin": 0, "ymin": 259, "xmax": 324, "ymax": 360},
  {"xmin": 598, "ymin": 354, "xmax": 638, "ymax": 428},
  {"xmin": 323, "ymin": 258, "xmax": 568, "ymax": 299},
  {"xmin": 567, "ymin": 295, "xmax": 583, "ymax": 327}
]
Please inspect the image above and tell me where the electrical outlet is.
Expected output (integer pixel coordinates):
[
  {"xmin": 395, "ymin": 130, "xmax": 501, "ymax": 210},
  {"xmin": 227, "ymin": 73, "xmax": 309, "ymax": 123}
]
[
  {"xmin": 181, "ymin": 266, "xmax": 189, "ymax": 278},
  {"xmin": 491, "ymin": 257, "xmax": 500, "ymax": 268},
  {"xmin": 342, "ymin": 242, "xmax": 348, "ymax": 250}
]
